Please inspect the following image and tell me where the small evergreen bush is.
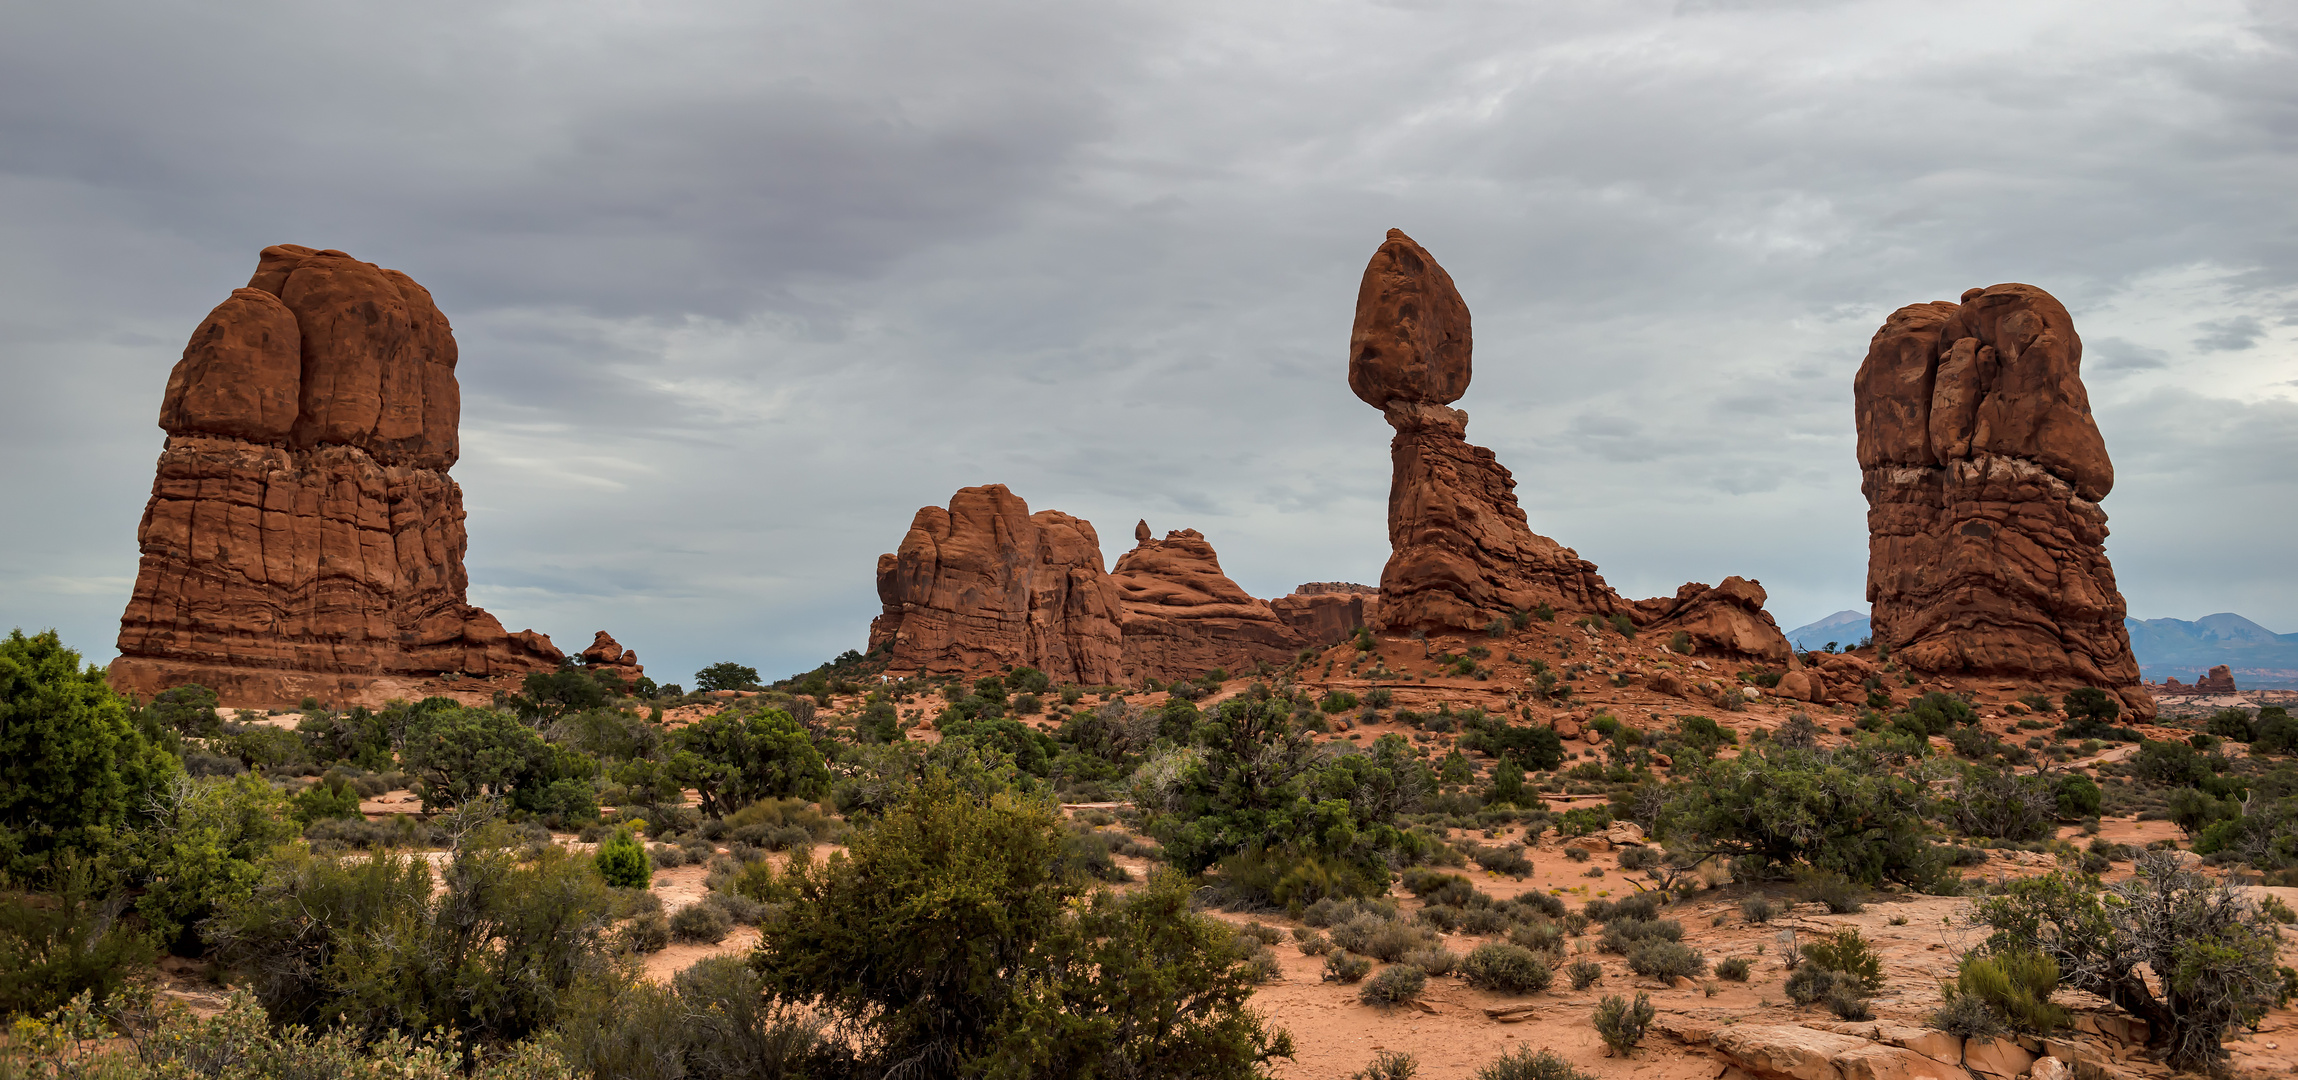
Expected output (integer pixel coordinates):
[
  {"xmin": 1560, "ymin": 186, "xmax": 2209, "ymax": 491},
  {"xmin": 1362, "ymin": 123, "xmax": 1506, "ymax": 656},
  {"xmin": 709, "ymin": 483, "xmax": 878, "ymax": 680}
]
[
  {"xmin": 1461, "ymin": 942, "xmax": 1552, "ymax": 993},
  {"xmin": 1567, "ymin": 960, "xmax": 1603, "ymax": 990},
  {"xmin": 1359, "ymin": 964, "xmax": 1428, "ymax": 1007},
  {"xmin": 597, "ymin": 827, "xmax": 653, "ymax": 889},
  {"xmin": 1478, "ymin": 1047, "xmax": 1592, "ymax": 1080},
  {"xmin": 1324, "ymin": 952, "xmax": 1373, "ymax": 983}
]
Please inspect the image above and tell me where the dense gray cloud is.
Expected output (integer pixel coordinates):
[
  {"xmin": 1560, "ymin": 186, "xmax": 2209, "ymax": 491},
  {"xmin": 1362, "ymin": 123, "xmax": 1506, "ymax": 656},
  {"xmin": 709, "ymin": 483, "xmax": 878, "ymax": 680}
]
[{"xmin": 4, "ymin": 0, "xmax": 2295, "ymax": 684}]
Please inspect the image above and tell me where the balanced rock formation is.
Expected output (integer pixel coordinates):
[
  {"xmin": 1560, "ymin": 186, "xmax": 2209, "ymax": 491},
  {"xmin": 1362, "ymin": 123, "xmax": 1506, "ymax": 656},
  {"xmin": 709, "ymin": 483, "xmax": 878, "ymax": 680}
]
[
  {"xmin": 1856, "ymin": 284, "xmax": 2150, "ymax": 717},
  {"xmin": 1351, "ymin": 229, "xmax": 1621, "ymax": 632},
  {"xmin": 111, "ymin": 245, "xmax": 564, "ymax": 705},
  {"xmin": 1269, "ymin": 582, "xmax": 1381, "ymax": 647},
  {"xmin": 1109, "ymin": 523, "xmax": 1305, "ymax": 681},
  {"xmin": 579, "ymin": 631, "xmax": 645, "ymax": 684},
  {"xmin": 868, "ymin": 484, "xmax": 1125, "ymax": 685}
]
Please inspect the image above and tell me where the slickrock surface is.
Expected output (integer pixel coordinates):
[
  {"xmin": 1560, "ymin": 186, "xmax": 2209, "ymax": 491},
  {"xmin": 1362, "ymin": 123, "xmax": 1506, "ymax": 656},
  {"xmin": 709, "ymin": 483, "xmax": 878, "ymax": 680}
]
[
  {"xmin": 1351, "ymin": 229, "xmax": 1624, "ymax": 633},
  {"xmin": 1109, "ymin": 524, "xmax": 1305, "ymax": 681},
  {"xmin": 1270, "ymin": 582, "xmax": 1381, "ymax": 647},
  {"xmin": 868, "ymin": 484, "xmax": 1126, "ymax": 685},
  {"xmin": 1856, "ymin": 284, "xmax": 2150, "ymax": 717},
  {"xmin": 578, "ymin": 630, "xmax": 646, "ymax": 684},
  {"xmin": 111, "ymin": 245, "xmax": 562, "ymax": 706}
]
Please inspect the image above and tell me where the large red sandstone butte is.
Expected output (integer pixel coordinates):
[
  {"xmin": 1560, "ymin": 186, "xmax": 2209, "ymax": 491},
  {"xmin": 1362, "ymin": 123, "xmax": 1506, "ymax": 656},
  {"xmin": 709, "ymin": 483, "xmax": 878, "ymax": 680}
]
[
  {"xmin": 110, "ymin": 245, "xmax": 565, "ymax": 705},
  {"xmin": 1857, "ymin": 284, "xmax": 2150, "ymax": 718},
  {"xmin": 868, "ymin": 484, "xmax": 1126, "ymax": 685},
  {"xmin": 1350, "ymin": 229, "xmax": 1792, "ymax": 663},
  {"xmin": 1109, "ymin": 521, "xmax": 1306, "ymax": 681}
]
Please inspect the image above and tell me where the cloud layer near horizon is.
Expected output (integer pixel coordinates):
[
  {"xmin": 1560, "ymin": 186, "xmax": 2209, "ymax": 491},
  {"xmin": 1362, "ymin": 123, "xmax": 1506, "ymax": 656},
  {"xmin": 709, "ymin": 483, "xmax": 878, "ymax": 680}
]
[{"xmin": 5, "ymin": 0, "xmax": 2295, "ymax": 684}]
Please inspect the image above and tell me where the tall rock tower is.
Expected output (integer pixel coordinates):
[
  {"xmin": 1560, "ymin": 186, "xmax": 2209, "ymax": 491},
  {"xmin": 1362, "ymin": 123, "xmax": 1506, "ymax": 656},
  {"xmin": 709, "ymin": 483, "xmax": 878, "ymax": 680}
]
[
  {"xmin": 1856, "ymin": 284, "xmax": 2150, "ymax": 718},
  {"xmin": 111, "ymin": 245, "xmax": 563, "ymax": 705}
]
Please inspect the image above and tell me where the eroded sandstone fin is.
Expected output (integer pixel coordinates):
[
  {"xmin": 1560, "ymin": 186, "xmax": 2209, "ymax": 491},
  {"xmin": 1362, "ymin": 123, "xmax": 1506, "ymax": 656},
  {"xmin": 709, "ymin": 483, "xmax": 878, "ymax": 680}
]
[
  {"xmin": 110, "ymin": 245, "xmax": 564, "ymax": 707},
  {"xmin": 1856, "ymin": 283, "xmax": 2149, "ymax": 717}
]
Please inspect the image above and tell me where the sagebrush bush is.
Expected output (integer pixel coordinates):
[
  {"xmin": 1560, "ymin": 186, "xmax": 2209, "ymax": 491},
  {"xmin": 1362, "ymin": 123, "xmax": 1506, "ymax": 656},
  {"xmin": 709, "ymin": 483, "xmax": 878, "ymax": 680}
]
[
  {"xmin": 1592, "ymin": 992, "xmax": 1654, "ymax": 1056},
  {"xmin": 1740, "ymin": 896, "xmax": 1776, "ymax": 923},
  {"xmin": 1359, "ymin": 964, "xmax": 1428, "ymax": 1007},
  {"xmin": 1477, "ymin": 1047, "xmax": 1592, "ymax": 1080},
  {"xmin": 1785, "ymin": 965, "xmax": 1862, "ymax": 1007},
  {"xmin": 1795, "ymin": 869, "xmax": 1865, "ymax": 914},
  {"xmin": 1294, "ymin": 929, "xmax": 1331, "ymax": 955},
  {"xmin": 1567, "ymin": 960, "xmax": 1603, "ymax": 990},
  {"xmin": 669, "ymin": 901, "xmax": 733, "ymax": 944},
  {"xmin": 1596, "ymin": 917, "xmax": 1681, "ymax": 955},
  {"xmin": 1324, "ymin": 952, "xmax": 1373, "ymax": 983},
  {"xmin": 1626, "ymin": 939, "xmax": 1706, "ymax": 985},
  {"xmin": 1507, "ymin": 919, "xmax": 1563, "ymax": 954},
  {"xmin": 1405, "ymin": 946, "xmax": 1458, "ymax": 976},
  {"xmin": 1460, "ymin": 942, "xmax": 1552, "ymax": 993},
  {"xmin": 621, "ymin": 908, "xmax": 671, "ymax": 953},
  {"xmin": 1417, "ymin": 904, "xmax": 1463, "ymax": 933},
  {"xmin": 1461, "ymin": 906, "xmax": 1512, "ymax": 935},
  {"xmin": 1356, "ymin": 1049, "xmax": 1420, "ymax": 1080},
  {"xmin": 1716, "ymin": 957, "xmax": 1752, "ymax": 981}
]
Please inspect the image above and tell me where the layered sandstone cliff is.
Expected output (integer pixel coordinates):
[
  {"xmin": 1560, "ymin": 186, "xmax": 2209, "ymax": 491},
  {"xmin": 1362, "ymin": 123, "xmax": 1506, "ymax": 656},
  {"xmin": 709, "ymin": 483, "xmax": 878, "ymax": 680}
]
[
  {"xmin": 111, "ymin": 245, "xmax": 563, "ymax": 705},
  {"xmin": 868, "ymin": 484, "xmax": 1126, "ymax": 685},
  {"xmin": 1109, "ymin": 521, "xmax": 1305, "ymax": 681},
  {"xmin": 1857, "ymin": 284, "xmax": 2149, "ymax": 717}
]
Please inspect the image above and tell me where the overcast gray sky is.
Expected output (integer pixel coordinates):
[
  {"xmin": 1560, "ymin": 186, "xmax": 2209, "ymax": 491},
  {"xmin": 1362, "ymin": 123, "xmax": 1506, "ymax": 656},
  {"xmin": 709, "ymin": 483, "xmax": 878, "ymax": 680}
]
[{"xmin": 4, "ymin": 0, "xmax": 2294, "ymax": 686}]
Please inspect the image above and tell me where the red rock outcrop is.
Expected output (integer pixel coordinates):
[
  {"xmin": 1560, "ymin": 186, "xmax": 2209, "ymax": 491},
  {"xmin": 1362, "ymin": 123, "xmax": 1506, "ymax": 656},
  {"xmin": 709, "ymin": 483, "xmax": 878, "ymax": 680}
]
[
  {"xmin": 1108, "ymin": 523, "xmax": 1305, "ymax": 681},
  {"xmin": 579, "ymin": 631, "xmax": 646, "ymax": 684},
  {"xmin": 1856, "ymin": 284, "xmax": 2150, "ymax": 718},
  {"xmin": 1352, "ymin": 229, "xmax": 1623, "ymax": 632},
  {"xmin": 1270, "ymin": 582, "xmax": 1381, "ymax": 647},
  {"xmin": 2194, "ymin": 665, "xmax": 2237, "ymax": 693},
  {"xmin": 1629, "ymin": 577, "xmax": 1793, "ymax": 665},
  {"xmin": 110, "ymin": 245, "xmax": 564, "ymax": 706},
  {"xmin": 868, "ymin": 484, "xmax": 1126, "ymax": 685}
]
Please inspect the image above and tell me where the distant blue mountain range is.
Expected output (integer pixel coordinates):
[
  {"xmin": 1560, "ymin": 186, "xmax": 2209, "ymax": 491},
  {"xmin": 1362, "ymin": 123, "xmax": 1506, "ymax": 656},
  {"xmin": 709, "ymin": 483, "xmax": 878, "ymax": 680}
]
[
  {"xmin": 1782, "ymin": 609, "xmax": 2298, "ymax": 688},
  {"xmin": 1784, "ymin": 610, "xmax": 1871, "ymax": 653}
]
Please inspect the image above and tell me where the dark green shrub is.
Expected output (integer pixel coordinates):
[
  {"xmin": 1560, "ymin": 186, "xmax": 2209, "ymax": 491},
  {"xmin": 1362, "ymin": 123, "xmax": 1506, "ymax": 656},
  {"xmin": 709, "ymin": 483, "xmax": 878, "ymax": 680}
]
[
  {"xmin": 1567, "ymin": 959, "xmax": 1603, "ymax": 989},
  {"xmin": 1740, "ymin": 897, "xmax": 1776, "ymax": 923},
  {"xmin": 597, "ymin": 827, "xmax": 652, "ymax": 888},
  {"xmin": 1591, "ymin": 992, "xmax": 1654, "ymax": 1056},
  {"xmin": 0, "ymin": 630, "xmax": 180, "ymax": 878},
  {"xmin": 1596, "ymin": 916, "xmax": 1681, "ymax": 955},
  {"xmin": 1460, "ymin": 942, "xmax": 1552, "ymax": 993},
  {"xmin": 2054, "ymin": 774, "xmax": 2102, "ymax": 818},
  {"xmin": 1785, "ymin": 965, "xmax": 1862, "ymax": 1007},
  {"xmin": 1717, "ymin": 956, "xmax": 1752, "ymax": 981},
  {"xmin": 1359, "ymin": 963, "xmax": 1427, "ymax": 1007},
  {"xmin": 1324, "ymin": 952, "xmax": 1373, "ymax": 983},
  {"xmin": 1796, "ymin": 869, "xmax": 1866, "ymax": 913}
]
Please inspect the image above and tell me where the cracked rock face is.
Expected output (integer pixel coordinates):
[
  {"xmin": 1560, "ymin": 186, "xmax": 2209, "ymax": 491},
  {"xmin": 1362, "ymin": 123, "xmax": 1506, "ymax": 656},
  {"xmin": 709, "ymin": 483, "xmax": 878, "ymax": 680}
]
[
  {"xmin": 1856, "ymin": 284, "xmax": 2149, "ymax": 717},
  {"xmin": 111, "ymin": 245, "xmax": 563, "ymax": 705},
  {"xmin": 868, "ymin": 484, "xmax": 1126, "ymax": 685}
]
